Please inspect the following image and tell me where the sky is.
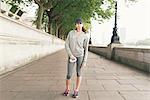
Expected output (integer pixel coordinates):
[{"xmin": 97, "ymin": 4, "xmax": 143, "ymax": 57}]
[{"xmin": 91, "ymin": 0, "xmax": 150, "ymax": 45}]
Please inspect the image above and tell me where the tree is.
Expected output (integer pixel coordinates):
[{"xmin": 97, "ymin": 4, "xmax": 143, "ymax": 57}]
[{"xmin": 34, "ymin": 0, "xmax": 51, "ymax": 29}]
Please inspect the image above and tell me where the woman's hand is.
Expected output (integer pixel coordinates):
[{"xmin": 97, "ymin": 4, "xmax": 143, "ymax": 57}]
[
  {"xmin": 70, "ymin": 55, "xmax": 76, "ymax": 60},
  {"xmin": 70, "ymin": 55, "xmax": 77, "ymax": 62},
  {"xmin": 81, "ymin": 62, "xmax": 86, "ymax": 68}
]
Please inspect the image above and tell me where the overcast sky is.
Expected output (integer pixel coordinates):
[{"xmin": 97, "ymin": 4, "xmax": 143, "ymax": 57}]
[{"xmin": 91, "ymin": 0, "xmax": 150, "ymax": 45}]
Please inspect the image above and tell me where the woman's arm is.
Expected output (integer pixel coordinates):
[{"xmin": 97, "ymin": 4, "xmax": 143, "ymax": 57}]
[
  {"xmin": 82, "ymin": 36, "xmax": 89, "ymax": 66},
  {"xmin": 65, "ymin": 32, "xmax": 74, "ymax": 57}
]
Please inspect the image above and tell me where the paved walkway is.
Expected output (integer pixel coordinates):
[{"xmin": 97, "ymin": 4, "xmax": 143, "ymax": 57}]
[{"xmin": 0, "ymin": 49, "xmax": 150, "ymax": 100}]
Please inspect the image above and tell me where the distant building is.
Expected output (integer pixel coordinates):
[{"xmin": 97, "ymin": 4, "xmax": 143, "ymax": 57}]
[{"xmin": 119, "ymin": 27, "xmax": 126, "ymax": 43}]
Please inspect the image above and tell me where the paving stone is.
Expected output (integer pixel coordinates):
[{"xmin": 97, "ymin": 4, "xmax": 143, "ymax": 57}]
[
  {"xmin": 120, "ymin": 91, "xmax": 150, "ymax": 100},
  {"xmin": 88, "ymin": 91, "xmax": 124, "ymax": 100},
  {"xmin": 103, "ymin": 84, "xmax": 137, "ymax": 91},
  {"xmin": 133, "ymin": 84, "xmax": 150, "ymax": 90}
]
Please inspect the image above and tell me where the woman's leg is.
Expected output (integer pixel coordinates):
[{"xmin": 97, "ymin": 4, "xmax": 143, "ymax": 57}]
[
  {"xmin": 66, "ymin": 79, "xmax": 71, "ymax": 90},
  {"xmin": 66, "ymin": 58, "xmax": 75, "ymax": 90},
  {"xmin": 75, "ymin": 76, "xmax": 82, "ymax": 91},
  {"xmin": 75, "ymin": 57, "xmax": 83, "ymax": 91}
]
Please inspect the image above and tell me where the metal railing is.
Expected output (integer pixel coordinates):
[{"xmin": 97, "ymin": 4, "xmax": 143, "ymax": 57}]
[{"xmin": 0, "ymin": 1, "xmax": 23, "ymax": 21}]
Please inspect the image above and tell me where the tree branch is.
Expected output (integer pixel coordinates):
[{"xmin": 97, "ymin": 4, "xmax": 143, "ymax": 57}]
[
  {"xmin": 34, "ymin": 0, "xmax": 40, "ymax": 5},
  {"xmin": 63, "ymin": 1, "xmax": 73, "ymax": 10},
  {"xmin": 43, "ymin": 2, "xmax": 52, "ymax": 10}
]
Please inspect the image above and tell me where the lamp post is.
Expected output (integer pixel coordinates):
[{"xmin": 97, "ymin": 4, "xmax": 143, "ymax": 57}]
[{"xmin": 110, "ymin": 1, "xmax": 120, "ymax": 44}]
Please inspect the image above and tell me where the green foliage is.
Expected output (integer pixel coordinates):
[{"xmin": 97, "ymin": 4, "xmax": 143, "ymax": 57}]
[{"xmin": 43, "ymin": 0, "xmax": 115, "ymax": 35}]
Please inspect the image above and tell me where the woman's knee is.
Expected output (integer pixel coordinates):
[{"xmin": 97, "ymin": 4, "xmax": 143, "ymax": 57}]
[
  {"xmin": 77, "ymin": 72, "xmax": 81, "ymax": 77},
  {"xmin": 66, "ymin": 74, "xmax": 72, "ymax": 79}
]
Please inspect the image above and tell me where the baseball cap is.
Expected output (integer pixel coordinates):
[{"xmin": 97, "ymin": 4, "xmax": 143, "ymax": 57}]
[{"xmin": 75, "ymin": 18, "xmax": 83, "ymax": 24}]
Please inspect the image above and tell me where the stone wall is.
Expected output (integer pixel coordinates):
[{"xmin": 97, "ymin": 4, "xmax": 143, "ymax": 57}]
[
  {"xmin": 0, "ymin": 14, "xmax": 65, "ymax": 75},
  {"xmin": 88, "ymin": 46, "xmax": 107, "ymax": 57},
  {"xmin": 113, "ymin": 48, "xmax": 150, "ymax": 72},
  {"xmin": 89, "ymin": 45, "xmax": 150, "ymax": 72}
]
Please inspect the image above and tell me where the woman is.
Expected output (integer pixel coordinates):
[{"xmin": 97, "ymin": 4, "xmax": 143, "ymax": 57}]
[{"xmin": 63, "ymin": 18, "xmax": 89, "ymax": 98}]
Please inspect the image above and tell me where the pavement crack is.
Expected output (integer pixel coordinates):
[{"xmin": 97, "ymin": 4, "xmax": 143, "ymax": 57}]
[
  {"xmin": 87, "ymin": 91, "xmax": 91, "ymax": 100},
  {"xmin": 117, "ymin": 91, "xmax": 126, "ymax": 100}
]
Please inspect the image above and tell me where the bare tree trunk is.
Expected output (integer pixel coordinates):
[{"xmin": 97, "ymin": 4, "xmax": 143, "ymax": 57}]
[
  {"xmin": 55, "ymin": 24, "xmax": 59, "ymax": 37},
  {"xmin": 48, "ymin": 23, "xmax": 53, "ymax": 34},
  {"xmin": 36, "ymin": 5, "xmax": 44, "ymax": 29},
  {"xmin": 50, "ymin": 23, "xmax": 53, "ymax": 34}
]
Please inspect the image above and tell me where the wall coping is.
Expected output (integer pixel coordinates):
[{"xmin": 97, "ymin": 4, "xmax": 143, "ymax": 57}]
[{"xmin": 90, "ymin": 45, "xmax": 150, "ymax": 52}]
